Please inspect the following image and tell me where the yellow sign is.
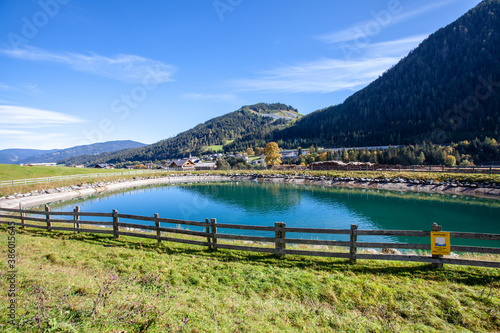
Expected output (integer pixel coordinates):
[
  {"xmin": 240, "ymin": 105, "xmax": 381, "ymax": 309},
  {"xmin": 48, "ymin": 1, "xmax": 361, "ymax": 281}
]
[{"xmin": 431, "ymin": 231, "xmax": 451, "ymax": 255}]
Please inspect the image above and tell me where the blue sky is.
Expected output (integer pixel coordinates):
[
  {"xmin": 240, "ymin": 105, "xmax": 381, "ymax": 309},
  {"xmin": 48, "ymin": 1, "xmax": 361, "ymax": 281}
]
[{"xmin": 0, "ymin": 0, "xmax": 482, "ymax": 150}]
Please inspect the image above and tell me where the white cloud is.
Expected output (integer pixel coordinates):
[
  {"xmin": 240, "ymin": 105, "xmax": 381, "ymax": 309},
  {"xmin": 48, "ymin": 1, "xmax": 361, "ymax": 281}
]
[
  {"xmin": 1, "ymin": 46, "xmax": 175, "ymax": 84},
  {"xmin": 182, "ymin": 93, "xmax": 241, "ymax": 103},
  {"xmin": 0, "ymin": 105, "xmax": 84, "ymax": 128},
  {"xmin": 232, "ymin": 57, "xmax": 400, "ymax": 93},
  {"xmin": 316, "ymin": 0, "xmax": 454, "ymax": 44}
]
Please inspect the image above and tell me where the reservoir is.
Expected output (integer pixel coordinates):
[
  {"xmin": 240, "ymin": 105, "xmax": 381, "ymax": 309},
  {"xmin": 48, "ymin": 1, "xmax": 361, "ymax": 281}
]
[{"xmin": 50, "ymin": 181, "xmax": 500, "ymax": 248}]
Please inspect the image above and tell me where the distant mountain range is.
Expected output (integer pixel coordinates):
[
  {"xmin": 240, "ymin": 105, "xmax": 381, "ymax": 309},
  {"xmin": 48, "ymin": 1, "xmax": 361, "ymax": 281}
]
[{"xmin": 0, "ymin": 140, "xmax": 146, "ymax": 164}]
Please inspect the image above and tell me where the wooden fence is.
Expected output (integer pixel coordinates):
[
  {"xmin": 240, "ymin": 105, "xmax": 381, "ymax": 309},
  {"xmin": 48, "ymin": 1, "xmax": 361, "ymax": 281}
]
[
  {"xmin": 309, "ymin": 163, "xmax": 500, "ymax": 174},
  {"xmin": 1, "ymin": 206, "xmax": 499, "ymax": 268},
  {"xmin": 0, "ymin": 169, "xmax": 166, "ymax": 188}
]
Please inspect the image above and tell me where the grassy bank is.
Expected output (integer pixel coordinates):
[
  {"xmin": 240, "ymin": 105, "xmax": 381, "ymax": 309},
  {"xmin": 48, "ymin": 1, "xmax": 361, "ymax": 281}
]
[
  {"xmin": 0, "ymin": 165, "xmax": 122, "ymax": 181},
  {"xmin": 1, "ymin": 226, "xmax": 499, "ymax": 332}
]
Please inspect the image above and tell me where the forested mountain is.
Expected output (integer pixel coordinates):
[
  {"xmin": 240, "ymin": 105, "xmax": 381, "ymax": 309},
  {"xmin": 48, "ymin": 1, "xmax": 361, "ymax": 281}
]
[
  {"xmin": 228, "ymin": 0, "xmax": 500, "ymax": 151},
  {"xmin": 61, "ymin": 103, "xmax": 301, "ymax": 164}
]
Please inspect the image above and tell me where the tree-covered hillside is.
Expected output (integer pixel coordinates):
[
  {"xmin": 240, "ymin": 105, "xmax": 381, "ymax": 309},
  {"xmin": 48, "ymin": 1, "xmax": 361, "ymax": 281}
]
[
  {"xmin": 61, "ymin": 103, "xmax": 300, "ymax": 164},
  {"xmin": 231, "ymin": 0, "xmax": 500, "ymax": 150}
]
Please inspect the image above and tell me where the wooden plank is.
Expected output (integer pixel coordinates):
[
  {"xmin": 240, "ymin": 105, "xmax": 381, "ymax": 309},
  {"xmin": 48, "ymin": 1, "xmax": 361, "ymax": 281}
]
[
  {"xmin": 211, "ymin": 218, "xmax": 218, "ymax": 251},
  {"xmin": 284, "ymin": 238, "xmax": 350, "ymax": 247},
  {"xmin": 282, "ymin": 227, "xmax": 351, "ymax": 235},
  {"xmin": 155, "ymin": 213, "xmax": 161, "ymax": 243},
  {"xmin": 357, "ymin": 253, "xmax": 434, "ymax": 263},
  {"xmin": 74, "ymin": 206, "xmax": 80, "ymax": 234},
  {"xmin": 440, "ymin": 258, "xmax": 500, "ymax": 268},
  {"xmin": 159, "ymin": 236, "xmax": 210, "ymax": 247},
  {"xmin": 449, "ymin": 232, "xmax": 500, "ymax": 241},
  {"xmin": 117, "ymin": 222, "xmax": 156, "ymax": 231},
  {"xmin": 213, "ymin": 223, "xmax": 276, "ymax": 232},
  {"xmin": 50, "ymin": 226, "xmax": 79, "ymax": 232},
  {"xmin": 75, "ymin": 221, "xmax": 114, "ymax": 226},
  {"xmin": 119, "ymin": 231, "xmax": 157, "ymax": 240},
  {"xmin": 451, "ymin": 246, "xmax": 500, "ymax": 254},
  {"xmin": 158, "ymin": 227, "xmax": 210, "ymax": 238},
  {"xmin": 45, "ymin": 205, "xmax": 52, "ymax": 232},
  {"xmin": 350, "ymin": 224, "xmax": 358, "ymax": 264},
  {"xmin": 357, "ymin": 230, "xmax": 430, "ymax": 237},
  {"xmin": 78, "ymin": 229, "xmax": 114, "ymax": 235},
  {"xmin": 156, "ymin": 217, "xmax": 208, "ymax": 227},
  {"xmin": 216, "ymin": 234, "xmax": 276, "ymax": 243},
  {"xmin": 113, "ymin": 209, "xmax": 119, "ymax": 239},
  {"xmin": 356, "ymin": 242, "xmax": 430, "ymax": 250},
  {"xmin": 216, "ymin": 243, "xmax": 278, "ymax": 254},
  {"xmin": 117, "ymin": 213, "xmax": 156, "ymax": 222},
  {"xmin": 283, "ymin": 249, "xmax": 351, "ymax": 259}
]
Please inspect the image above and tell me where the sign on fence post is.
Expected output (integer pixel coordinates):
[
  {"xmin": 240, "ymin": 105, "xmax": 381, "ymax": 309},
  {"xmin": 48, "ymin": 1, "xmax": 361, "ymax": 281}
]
[
  {"xmin": 350, "ymin": 224, "xmax": 358, "ymax": 264},
  {"xmin": 431, "ymin": 223, "xmax": 446, "ymax": 268}
]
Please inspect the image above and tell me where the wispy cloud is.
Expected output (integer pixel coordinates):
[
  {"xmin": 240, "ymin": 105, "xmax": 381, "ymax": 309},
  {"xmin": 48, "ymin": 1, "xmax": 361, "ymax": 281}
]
[
  {"xmin": 0, "ymin": 105, "xmax": 84, "ymax": 128},
  {"xmin": 351, "ymin": 34, "xmax": 428, "ymax": 58},
  {"xmin": 232, "ymin": 57, "xmax": 400, "ymax": 93},
  {"xmin": 1, "ymin": 46, "xmax": 175, "ymax": 84},
  {"xmin": 182, "ymin": 93, "xmax": 242, "ymax": 103},
  {"xmin": 316, "ymin": 0, "xmax": 454, "ymax": 44}
]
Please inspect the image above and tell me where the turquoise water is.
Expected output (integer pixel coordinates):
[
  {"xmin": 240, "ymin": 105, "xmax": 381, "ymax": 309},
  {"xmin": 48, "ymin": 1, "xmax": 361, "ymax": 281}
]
[{"xmin": 50, "ymin": 181, "xmax": 500, "ymax": 248}]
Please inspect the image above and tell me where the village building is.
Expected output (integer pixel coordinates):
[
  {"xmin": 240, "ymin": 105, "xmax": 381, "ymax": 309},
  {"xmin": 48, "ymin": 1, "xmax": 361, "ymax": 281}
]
[
  {"xmin": 194, "ymin": 162, "xmax": 217, "ymax": 171},
  {"xmin": 168, "ymin": 159, "xmax": 196, "ymax": 171}
]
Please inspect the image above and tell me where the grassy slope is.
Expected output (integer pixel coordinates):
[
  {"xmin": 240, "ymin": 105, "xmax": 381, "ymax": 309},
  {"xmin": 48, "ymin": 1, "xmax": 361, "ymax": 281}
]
[
  {"xmin": 0, "ymin": 165, "xmax": 118, "ymax": 181},
  {"xmin": 0, "ymin": 227, "xmax": 499, "ymax": 332}
]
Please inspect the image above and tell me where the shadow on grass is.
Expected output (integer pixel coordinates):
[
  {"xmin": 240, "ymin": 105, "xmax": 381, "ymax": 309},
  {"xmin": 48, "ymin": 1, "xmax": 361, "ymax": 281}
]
[{"xmin": 12, "ymin": 227, "xmax": 500, "ymax": 286}]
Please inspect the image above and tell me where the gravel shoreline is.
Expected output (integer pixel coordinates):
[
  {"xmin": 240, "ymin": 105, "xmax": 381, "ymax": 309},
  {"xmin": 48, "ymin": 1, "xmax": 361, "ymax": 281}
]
[{"xmin": 0, "ymin": 173, "xmax": 498, "ymax": 209}]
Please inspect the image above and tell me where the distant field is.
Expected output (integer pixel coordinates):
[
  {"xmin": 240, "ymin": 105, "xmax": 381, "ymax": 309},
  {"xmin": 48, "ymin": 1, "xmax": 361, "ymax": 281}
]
[
  {"xmin": 0, "ymin": 164, "xmax": 118, "ymax": 181},
  {"xmin": 205, "ymin": 144, "xmax": 223, "ymax": 152}
]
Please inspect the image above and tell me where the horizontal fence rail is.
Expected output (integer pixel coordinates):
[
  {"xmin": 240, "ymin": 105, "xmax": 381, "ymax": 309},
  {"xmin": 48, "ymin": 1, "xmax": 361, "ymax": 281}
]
[
  {"xmin": 0, "ymin": 169, "xmax": 166, "ymax": 188},
  {"xmin": 0, "ymin": 206, "xmax": 499, "ymax": 268}
]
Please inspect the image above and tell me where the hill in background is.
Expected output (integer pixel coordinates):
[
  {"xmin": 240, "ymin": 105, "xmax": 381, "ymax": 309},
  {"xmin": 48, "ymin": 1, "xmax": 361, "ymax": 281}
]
[{"xmin": 228, "ymin": 0, "xmax": 500, "ymax": 151}]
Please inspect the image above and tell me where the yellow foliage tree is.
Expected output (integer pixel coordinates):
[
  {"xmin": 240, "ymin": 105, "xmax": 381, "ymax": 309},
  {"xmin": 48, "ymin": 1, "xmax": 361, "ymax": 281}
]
[
  {"xmin": 264, "ymin": 142, "xmax": 282, "ymax": 166},
  {"xmin": 246, "ymin": 147, "xmax": 255, "ymax": 156}
]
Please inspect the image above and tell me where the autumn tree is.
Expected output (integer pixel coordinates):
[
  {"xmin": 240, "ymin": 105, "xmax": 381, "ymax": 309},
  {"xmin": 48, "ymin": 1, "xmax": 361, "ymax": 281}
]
[
  {"xmin": 246, "ymin": 147, "xmax": 255, "ymax": 156},
  {"xmin": 264, "ymin": 142, "xmax": 282, "ymax": 166}
]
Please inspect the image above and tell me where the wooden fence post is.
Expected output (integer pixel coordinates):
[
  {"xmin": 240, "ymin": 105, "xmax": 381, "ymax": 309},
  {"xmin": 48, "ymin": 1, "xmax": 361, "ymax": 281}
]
[
  {"xmin": 19, "ymin": 203, "xmax": 25, "ymax": 229},
  {"xmin": 206, "ymin": 218, "xmax": 212, "ymax": 250},
  {"xmin": 350, "ymin": 224, "xmax": 358, "ymax": 264},
  {"xmin": 431, "ymin": 223, "xmax": 443, "ymax": 268},
  {"xmin": 275, "ymin": 222, "xmax": 286, "ymax": 257},
  {"xmin": 155, "ymin": 213, "xmax": 161, "ymax": 243},
  {"xmin": 113, "ymin": 209, "xmax": 120, "ymax": 239},
  {"xmin": 45, "ymin": 205, "xmax": 52, "ymax": 231},
  {"xmin": 74, "ymin": 206, "xmax": 80, "ymax": 233},
  {"xmin": 211, "ymin": 218, "xmax": 217, "ymax": 251},
  {"xmin": 280, "ymin": 222, "xmax": 287, "ymax": 254}
]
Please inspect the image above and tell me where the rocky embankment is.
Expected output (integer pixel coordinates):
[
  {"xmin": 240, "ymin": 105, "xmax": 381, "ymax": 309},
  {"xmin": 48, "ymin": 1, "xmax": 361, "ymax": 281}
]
[{"xmin": 0, "ymin": 173, "xmax": 498, "ymax": 209}]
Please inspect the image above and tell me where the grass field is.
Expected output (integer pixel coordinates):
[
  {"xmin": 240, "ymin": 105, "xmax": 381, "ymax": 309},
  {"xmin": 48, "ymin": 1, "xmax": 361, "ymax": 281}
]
[
  {"xmin": 0, "ymin": 164, "xmax": 118, "ymax": 181},
  {"xmin": 0, "ymin": 226, "xmax": 499, "ymax": 332}
]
